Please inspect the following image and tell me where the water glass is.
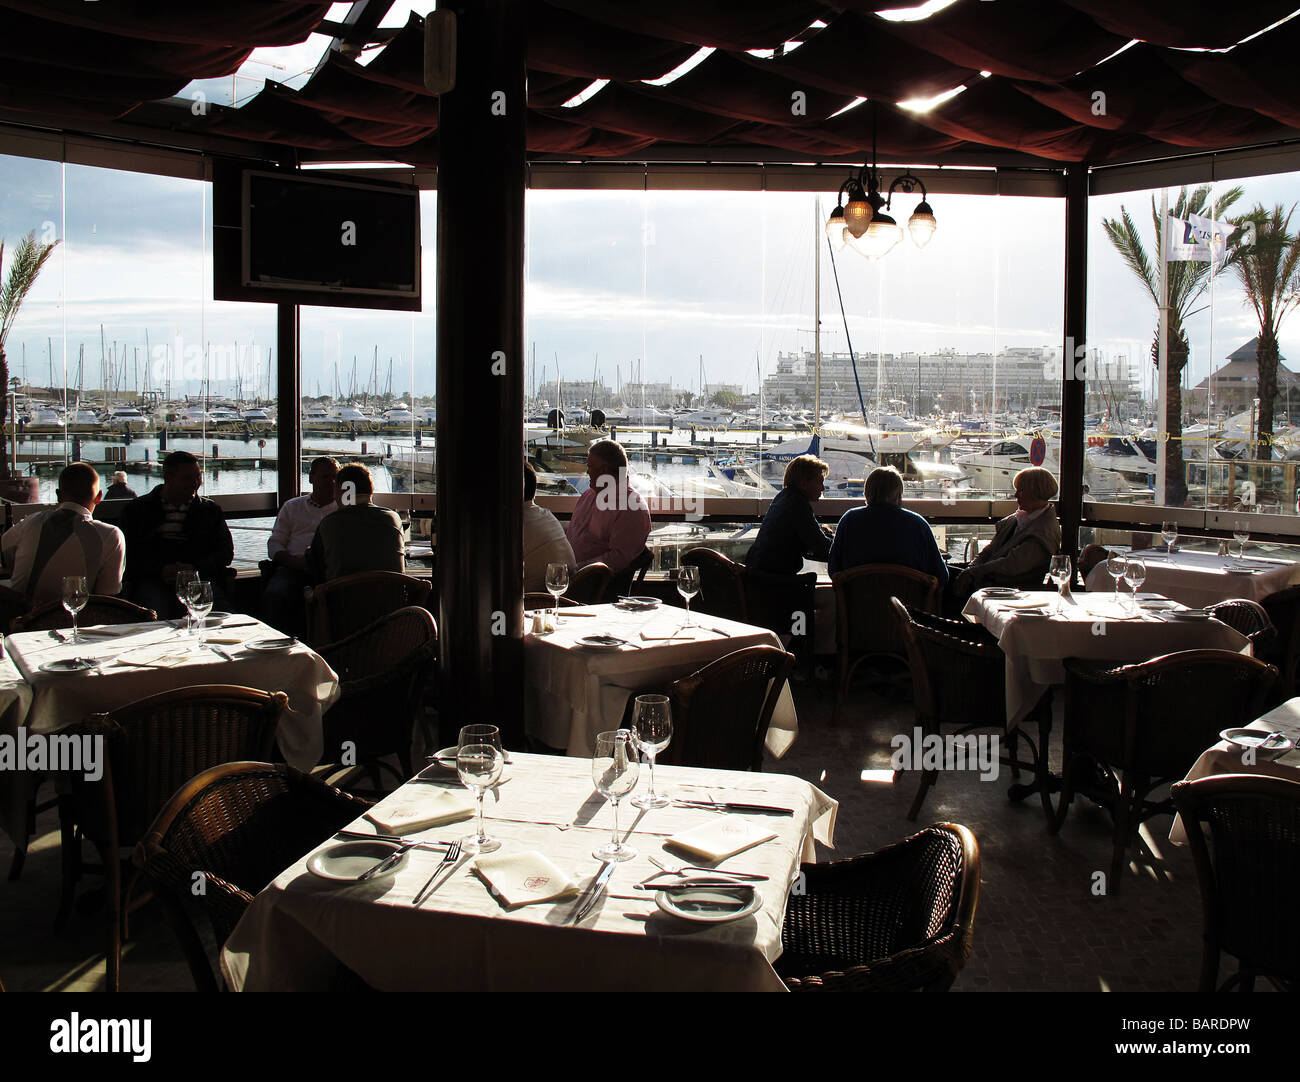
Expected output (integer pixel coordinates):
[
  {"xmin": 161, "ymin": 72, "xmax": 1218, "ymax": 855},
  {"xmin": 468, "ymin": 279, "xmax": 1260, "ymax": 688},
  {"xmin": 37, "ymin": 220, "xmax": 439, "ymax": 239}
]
[
  {"xmin": 1233, "ymin": 521, "xmax": 1250, "ymax": 559},
  {"xmin": 62, "ymin": 576, "xmax": 88, "ymax": 644},
  {"xmin": 1161, "ymin": 520, "xmax": 1177, "ymax": 559},
  {"xmin": 187, "ymin": 580, "xmax": 213, "ymax": 644},
  {"xmin": 677, "ymin": 564, "xmax": 701, "ymax": 628},
  {"xmin": 175, "ymin": 568, "xmax": 199, "ymax": 633},
  {"xmin": 1048, "ymin": 555, "xmax": 1071, "ymax": 615},
  {"xmin": 1124, "ymin": 557, "xmax": 1146, "ymax": 612},
  {"xmin": 591, "ymin": 730, "xmax": 639, "ymax": 862},
  {"xmin": 1106, "ymin": 551, "xmax": 1127, "ymax": 600},
  {"xmin": 629, "ymin": 695, "xmax": 672, "ymax": 810},
  {"xmin": 457, "ymin": 743, "xmax": 504, "ymax": 855},
  {"xmin": 545, "ymin": 562, "xmax": 569, "ymax": 621}
]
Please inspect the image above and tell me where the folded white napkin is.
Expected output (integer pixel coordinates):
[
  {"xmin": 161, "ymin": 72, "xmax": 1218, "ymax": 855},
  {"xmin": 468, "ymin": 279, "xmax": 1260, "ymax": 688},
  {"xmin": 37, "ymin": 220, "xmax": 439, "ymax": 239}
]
[
  {"xmin": 666, "ymin": 815, "xmax": 778, "ymax": 861},
  {"xmin": 366, "ymin": 791, "xmax": 475, "ymax": 834},
  {"xmin": 472, "ymin": 850, "xmax": 580, "ymax": 908}
]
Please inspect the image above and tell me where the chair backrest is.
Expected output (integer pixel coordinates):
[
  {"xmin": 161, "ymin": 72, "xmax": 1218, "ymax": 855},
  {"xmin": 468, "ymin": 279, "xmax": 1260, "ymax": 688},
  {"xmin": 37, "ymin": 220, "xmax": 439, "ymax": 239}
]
[
  {"xmin": 1077, "ymin": 544, "xmax": 1111, "ymax": 578},
  {"xmin": 1170, "ymin": 774, "xmax": 1300, "ymax": 983},
  {"xmin": 305, "ymin": 571, "xmax": 432, "ymax": 648},
  {"xmin": 568, "ymin": 562, "xmax": 611, "ymax": 605},
  {"xmin": 13, "ymin": 595, "xmax": 156, "ymax": 631},
  {"xmin": 321, "ymin": 606, "xmax": 438, "ymax": 765},
  {"xmin": 1065, "ymin": 651, "xmax": 1278, "ymax": 779},
  {"xmin": 1205, "ymin": 599, "xmax": 1276, "ymax": 653},
  {"xmin": 682, "ymin": 547, "xmax": 747, "ymax": 622},
  {"xmin": 71, "ymin": 684, "xmax": 285, "ymax": 849},
  {"xmin": 136, "ymin": 762, "xmax": 369, "ymax": 947},
  {"xmin": 889, "ymin": 597, "xmax": 1007, "ymax": 732},
  {"xmin": 0, "ymin": 584, "xmax": 31, "ymax": 634},
  {"xmin": 607, "ymin": 547, "xmax": 653, "ymax": 601},
  {"xmin": 661, "ymin": 645, "xmax": 795, "ymax": 771},
  {"xmin": 833, "ymin": 564, "xmax": 939, "ymax": 657},
  {"xmin": 524, "ymin": 592, "xmax": 577, "ymax": 610},
  {"xmin": 1260, "ymin": 583, "xmax": 1300, "ymax": 688}
]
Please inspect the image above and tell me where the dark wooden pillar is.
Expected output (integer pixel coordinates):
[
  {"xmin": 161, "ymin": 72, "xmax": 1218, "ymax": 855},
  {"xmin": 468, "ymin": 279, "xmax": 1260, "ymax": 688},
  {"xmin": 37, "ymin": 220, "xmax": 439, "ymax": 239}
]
[
  {"xmin": 1059, "ymin": 164, "xmax": 1088, "ymax": 569},
  {"xmin": 435, "ymin": 0, "xmax": 526, "ymax": 748},
  {"xmin": 275, "ymin": 302, "xmax": 300, "ymax": 506}
]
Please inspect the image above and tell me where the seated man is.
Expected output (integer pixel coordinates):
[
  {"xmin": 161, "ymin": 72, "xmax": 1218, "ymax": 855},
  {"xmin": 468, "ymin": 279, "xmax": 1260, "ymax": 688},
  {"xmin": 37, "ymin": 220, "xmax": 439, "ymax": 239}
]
[
  {"xmin": 307, "ymin": 461, "xmax": 404, "ymax": 582},
  {"xmin": 829, "ymin": 466, "xmax": 948, "ymax": 586},
  {"xmin": 1, "ymin": 462, "xmax": 125, "ymax": 604},
  {"xmin": 104, "ymin": 471, "xmax": 137, "ymax": 500},
  {"xmin": 122, "ymin": 450, "xmax": 233, "ymax": 617},
  {"xmin": 261, "ymin": 456, "xmax": 338, "ymax": 634},
  {"xmin": 523, "ymin": 459, "xmax": 574, "ymax": 593},
  {"xmin": 951, "ymin": 466, "xmax": 1061, "ymax": 605},
  {"xmin": 565, "ymin": 439, "xmax": 651, "ymax": 573}
]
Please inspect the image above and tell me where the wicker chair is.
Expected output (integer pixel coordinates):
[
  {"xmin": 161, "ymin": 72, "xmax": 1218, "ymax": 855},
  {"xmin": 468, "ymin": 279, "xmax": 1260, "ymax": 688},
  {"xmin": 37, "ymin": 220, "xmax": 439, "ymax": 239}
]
[
  {"xmin": 656, "ymin": 645, "xmax": 796, "ymax": 771},
  {"xmin": 831, "ymin": 564, "xmax": 939, "ymax": 724},
  {"xmin": 318, "ymin": 606, "xmax": 438, "ymax": 788},
  {"xmin": 0, "ymin": 583, "xmax": 30, "ymax": 633},
  {"xmin": 1260, "ymin": 584, "xmax": 1300, "ymax": 695},
  {"xmin": 1077, "ymin": 544, "xmax": 1111, "ymax": 580},
  {"xmin": 681, "ymin": 547, "xmax": 747, "ymax": 622},
  {"xmin": 1054, "ymin": 650, "xmax": 1279, "ymax": 891},
  {"xmin": 889, "ymin": 598, "xmax": 1050, "ymax": 821},
  {"xmin": 1205, "ymin": 599, "xmax": 1276, "ymax": 656},
  {"xmin": 776, "ymin": 823, "xmax": 980, "ymax": 992},
  {"xmin": 606, "ymin": 546, "xmax": 653, "ymax": 602},
  {"xmin": 1170, "ymin": 774, "xmax": 1300, "ymax": 992},
  {"xmin": 60, "ymin": 685, "xmax": 284, "ymax": 991},
  {"xmin": 567, "ymin": 562, "xmax": 612, "ymax": 605},
  {"xmin": 304, "ymin": 570, "xmax": 432, "ymax": 649},
  {"xmin": 12, "ymin": 595, "xmax": 156, "ymax": 631},
  {"xmin": 743, "ymin": 566, "xmax": 818, "ymax": 663},
  {"xmin": 134, "ymin": 761, "xmax": 371, "ymax": 991}
]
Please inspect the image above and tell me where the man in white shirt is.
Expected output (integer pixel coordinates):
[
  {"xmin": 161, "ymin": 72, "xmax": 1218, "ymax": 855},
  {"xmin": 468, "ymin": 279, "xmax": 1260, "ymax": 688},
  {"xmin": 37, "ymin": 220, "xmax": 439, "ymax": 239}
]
[
  {"xmin": 523, "ymin": 460, "xmax": 574, "ymax": 593},
  {"xmin": 261, "ymin": 456, "xmax": 338, "ymax": 633},
  {"xmin": 1, "ymin": 462, "xmax": 125, "ymax": 604}
]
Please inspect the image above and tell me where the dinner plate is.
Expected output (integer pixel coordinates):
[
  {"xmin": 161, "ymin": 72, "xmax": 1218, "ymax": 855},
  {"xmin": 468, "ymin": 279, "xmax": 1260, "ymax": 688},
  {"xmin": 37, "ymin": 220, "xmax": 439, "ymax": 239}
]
[
  {"xmin": 1138, "ymin": 599, "xmax": 1179, "ymax": 611},
  {"xmin": 579, "ymin": 635, "xmax": 628, "ymax": 651},
  {"xmin": 423, "ymin": 747, "xmax": 512, "ymax": 783},
  {"xmin": 1169, "ymin": 609, "xmax": 1210, "ymax": 620},
  {"xmin": 306, "ymin": 840, "xmax": 408, "ymax": 882},
  {"xmin": 980, "ymin": 587, "xmax": 1020, "ymax": 598},
  {"xmin": 245, "ymin": 637, "xmax": 296, "ymax": 651},
  {"xmin": 206, "ymin": 611, "xmax": 233, "ymax": 623},
  {"xmin": 1225, "ymin": 566, "xmax": 1260, "ymax": 575},
  {"xmin": 1219, "ymin": 728, "xmax": 1294, "ymax": 761},
  {"xmin": 655, "ymin": 885, "xmax": 763, "ymax": 924},
  {"xmin": 614, "ymin": 596, "xmax": 660, "ymax": 611},
  {"xmin": 39, "ymin": 658, "xmax": 94, "ymax": 673}
]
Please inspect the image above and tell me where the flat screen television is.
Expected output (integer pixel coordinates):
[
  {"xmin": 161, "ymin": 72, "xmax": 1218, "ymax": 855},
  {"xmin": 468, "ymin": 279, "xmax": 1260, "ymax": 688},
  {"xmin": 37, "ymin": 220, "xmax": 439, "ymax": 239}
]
[{"xmin": 213, "ymin": 164, "xmax": 422, "ymax": 312}]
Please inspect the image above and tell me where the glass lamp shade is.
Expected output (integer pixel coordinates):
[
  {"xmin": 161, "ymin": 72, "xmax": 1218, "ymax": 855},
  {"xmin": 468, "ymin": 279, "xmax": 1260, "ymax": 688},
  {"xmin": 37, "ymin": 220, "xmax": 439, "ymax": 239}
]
[
  {"xmin": 843, "ymin": 195, "xmax": 873, "ymax": 238},
  {"xmin": 860, "ymin": 212, "xmax": 902, "ymax": 260},
  {"xmin": 826, "ymin": 205, "xmax": 847, "ymax": 250},
  {"xmin": 908, "ymin": 201, "xmax": 936, "ymax": 247}
]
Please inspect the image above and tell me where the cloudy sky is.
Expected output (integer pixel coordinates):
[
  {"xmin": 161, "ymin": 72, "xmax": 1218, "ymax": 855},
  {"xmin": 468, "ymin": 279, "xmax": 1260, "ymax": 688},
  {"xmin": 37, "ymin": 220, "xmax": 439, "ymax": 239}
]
[{"xmin": 1, "ymin": 152, "xmax": 1297, "ymax": 411}]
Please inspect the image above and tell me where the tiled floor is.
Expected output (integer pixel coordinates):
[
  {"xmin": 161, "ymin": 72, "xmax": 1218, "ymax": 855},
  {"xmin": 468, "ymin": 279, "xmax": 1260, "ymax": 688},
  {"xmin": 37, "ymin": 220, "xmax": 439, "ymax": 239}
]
[{"xmin": 0, "ymin": 676, "xmax": 1224, "ymax": 992}]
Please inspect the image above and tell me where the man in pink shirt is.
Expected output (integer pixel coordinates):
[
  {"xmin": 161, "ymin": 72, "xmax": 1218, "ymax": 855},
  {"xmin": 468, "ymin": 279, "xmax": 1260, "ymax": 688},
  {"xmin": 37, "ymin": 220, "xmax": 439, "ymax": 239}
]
[{"xmin": 565, "ymin": 440, "xmax": 651, "ymax": 573}]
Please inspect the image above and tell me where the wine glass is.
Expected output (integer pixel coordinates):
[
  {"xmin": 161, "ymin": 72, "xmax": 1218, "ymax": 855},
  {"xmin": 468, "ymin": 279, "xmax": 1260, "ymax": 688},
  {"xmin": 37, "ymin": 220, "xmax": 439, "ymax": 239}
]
[
  {"xmin": 1106, "ymin": 551, "xmax": 1127, "ymax": 601},
  {"xmin": 591, "ymin": 729, "xmax": 639, "ymax": 862},
  {"xmin": 457, "ymin": 743, "xmax": 504, "ymax": 855},
  {"xmin": 1048, "ymin": 555, "xmax": 1071, "ymax": 615},
  {"xmin": 62, "ymin": 576, "xmax": 88, "ymax": 644},
  {"xmin": 187, "ymin": 580, "xmax": 213, "ymax": 644},
  {"xmin": 1124, "ymin": 557, "xmax": 1147, "ymax": 613},
  {"xmin": 1161, "ymin": 520, "xmax": 1177, "ymax": 560},
  {"xmin": 677, "ymin": 564, "xmax": 701, "ymax": 628},
  {"xmin": 1233, "ymin": 520, "xmax": 1250, "ymax": 560},
  {"xmin": 545, "ymin": 562, "xmax": 569, "ymax": 622},
  {"xmin": 629, "ymin": 695, "xmax": 672, "ymax": 810},
  {"xmin": 175, "ymin": 568, "xmax": 199, "ymax": 633}
]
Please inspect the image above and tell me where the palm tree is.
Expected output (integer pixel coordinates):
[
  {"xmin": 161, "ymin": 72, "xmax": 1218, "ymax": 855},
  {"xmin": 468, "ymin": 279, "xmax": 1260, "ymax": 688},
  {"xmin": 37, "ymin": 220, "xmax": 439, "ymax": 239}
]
[
  {"xmin": 1222, "ymin": 203, "xmax": 1300, "ymax": 460},
  {"xmin": 0, "ymin": 231, "xmax": 60, "ymax": 481},
  {"xmin": 1102, "ymin": 184, "xmax": 1242, "ymax": 505}
]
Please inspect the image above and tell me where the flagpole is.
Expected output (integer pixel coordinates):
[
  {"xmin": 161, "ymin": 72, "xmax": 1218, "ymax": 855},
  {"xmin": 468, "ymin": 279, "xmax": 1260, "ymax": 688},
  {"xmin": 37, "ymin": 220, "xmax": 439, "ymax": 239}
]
[{"xmin": 1157, "ymin": 189, "xmax": 1170, "ymax": 505}]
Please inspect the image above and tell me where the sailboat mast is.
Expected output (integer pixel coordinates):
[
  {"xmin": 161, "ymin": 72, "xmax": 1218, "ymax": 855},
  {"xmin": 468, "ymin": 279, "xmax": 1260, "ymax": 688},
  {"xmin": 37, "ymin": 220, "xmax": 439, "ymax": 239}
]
[{"xmin": 814, "ymin": 198, "xmax": 821, "ymax": 426}]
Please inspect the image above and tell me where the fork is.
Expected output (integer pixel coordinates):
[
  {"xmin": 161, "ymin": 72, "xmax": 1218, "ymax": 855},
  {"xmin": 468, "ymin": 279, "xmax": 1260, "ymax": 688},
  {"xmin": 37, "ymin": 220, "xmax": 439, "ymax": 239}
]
[{"xmin": 412, "ymin": 839, "xmax": 462, "ymax": 905}]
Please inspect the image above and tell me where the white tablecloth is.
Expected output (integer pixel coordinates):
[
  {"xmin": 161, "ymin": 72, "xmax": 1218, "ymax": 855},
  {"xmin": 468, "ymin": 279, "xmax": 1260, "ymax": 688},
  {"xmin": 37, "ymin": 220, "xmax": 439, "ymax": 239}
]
[
  {"xmin": 0, "ymin": 653, "xmax": 36, "ymax": 848},
  {"xmin": 221, "ymin": 753, "xmax": 837, "ymax": 992},
  {"xmin": 1169, "ymin": 697, "xmax": 1300, "ymax": 844},
  {"xmin": 524, "ymin": 605, "xmax": 798, "ymax": 757},
  {"xmin": 3, "ymin": 619, "xmax": 337, "ymax": 770},
  {"xmin": 1084, "ymin": 549, "xmax": 1300, "ymax": 607},
  {"xmin": 963, "ymin": 590, "xmax": 1251, "ymax": 727}
]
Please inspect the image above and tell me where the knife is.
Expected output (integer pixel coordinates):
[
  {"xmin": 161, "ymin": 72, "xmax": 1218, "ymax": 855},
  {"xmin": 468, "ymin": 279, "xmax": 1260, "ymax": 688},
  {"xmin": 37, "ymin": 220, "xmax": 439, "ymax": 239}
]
[
  {"xmin": 672, "ymin": 799, "xmax": 794, "ymax": 816},
  {"xmin": 633, "ymin": 877, "xmax": 762, "ymax": 890},
  {"xmin": 207, "ymin": 644, "xmax": 235, "ymax": 661},
  {"xmin": 571, "ymin": 860, "xmax": 617, "ymax": 924}
]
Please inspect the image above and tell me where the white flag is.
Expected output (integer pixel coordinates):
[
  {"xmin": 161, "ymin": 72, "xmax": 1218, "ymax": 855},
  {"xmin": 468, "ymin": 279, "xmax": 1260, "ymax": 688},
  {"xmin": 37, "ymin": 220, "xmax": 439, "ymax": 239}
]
[{"xmin": 1166, "ymin": 212, "xmax": 1230, "ymax": 262}]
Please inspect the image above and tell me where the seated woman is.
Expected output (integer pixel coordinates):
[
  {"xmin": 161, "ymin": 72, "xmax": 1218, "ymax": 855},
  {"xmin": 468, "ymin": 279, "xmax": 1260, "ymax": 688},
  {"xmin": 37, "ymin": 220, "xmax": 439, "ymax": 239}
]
[
  {"xmin": 952, "ymin": 466, "xmax": 1061, "ymax": 603},
  {"xmin": 745, "ymin": 454, "xmax": 832, "ymax": 575},
  {"xmin": 829, "ymin": 466, "xmax": 947, "ymax": 586}
]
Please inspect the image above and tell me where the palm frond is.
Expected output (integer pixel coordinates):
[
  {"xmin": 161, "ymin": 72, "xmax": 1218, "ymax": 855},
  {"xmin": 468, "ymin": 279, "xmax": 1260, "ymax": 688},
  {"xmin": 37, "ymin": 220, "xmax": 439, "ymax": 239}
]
[
  {"xmin": 1102, "ymin": 207, "xmax": 1157, "ymax": 304},
  {"xmin": 0, "ymin": 230, "xmax": 61, "ymax": 353}
]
